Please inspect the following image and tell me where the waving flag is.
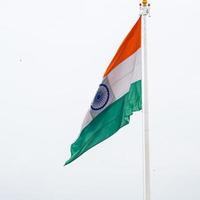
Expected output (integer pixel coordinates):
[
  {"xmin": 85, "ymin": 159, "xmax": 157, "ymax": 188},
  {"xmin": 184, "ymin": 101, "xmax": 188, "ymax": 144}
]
[{"xmin": 65, "ymin": 17, "xmax": 142, "ymax": 165}]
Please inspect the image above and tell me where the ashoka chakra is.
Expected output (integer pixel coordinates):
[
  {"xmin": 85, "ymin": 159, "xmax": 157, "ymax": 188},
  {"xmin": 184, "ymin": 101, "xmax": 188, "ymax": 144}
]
[{"xmin": 91, "ymin": 84, "xmax": 110, "ymax": 110}]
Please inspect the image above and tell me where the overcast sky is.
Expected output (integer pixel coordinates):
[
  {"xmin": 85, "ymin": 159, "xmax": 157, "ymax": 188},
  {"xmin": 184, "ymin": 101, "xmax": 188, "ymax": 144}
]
[{"xmin": 0, "ymin": 0, "xmax": 200, "ymax": 200}]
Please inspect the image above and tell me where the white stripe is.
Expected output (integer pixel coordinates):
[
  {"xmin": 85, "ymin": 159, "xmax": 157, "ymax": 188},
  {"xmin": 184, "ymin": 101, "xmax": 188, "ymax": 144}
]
[
  {"xmin": 81, "ymin": 48, "xmax": 141, "ymax": 130},
  {"xmin": 131, "ymin": 48, "xmax": 142, "ymax": 84},
  {"xmin": 107, "ymin": 48, "xmax": 141, "ymax": 100},
  {"xmin": 81, "ymin": 110, "xmax": 92, "ymax": 129}
]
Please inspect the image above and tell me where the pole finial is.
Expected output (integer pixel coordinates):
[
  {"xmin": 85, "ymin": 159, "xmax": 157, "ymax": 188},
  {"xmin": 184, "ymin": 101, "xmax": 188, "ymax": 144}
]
[
  {"xmin": 140, "ymin": 0, "xmax": 150, "ymax": 16},
  {"xmin": 142, "ymin": 0, "xmax": 148, "ymax": 6}
]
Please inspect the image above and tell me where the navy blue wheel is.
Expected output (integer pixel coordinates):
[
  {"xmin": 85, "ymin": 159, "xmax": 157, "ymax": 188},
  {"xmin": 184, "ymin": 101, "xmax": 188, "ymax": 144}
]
[{"xmin": 91, "ymin": 84, "xmax": 110, "ymax": 110}]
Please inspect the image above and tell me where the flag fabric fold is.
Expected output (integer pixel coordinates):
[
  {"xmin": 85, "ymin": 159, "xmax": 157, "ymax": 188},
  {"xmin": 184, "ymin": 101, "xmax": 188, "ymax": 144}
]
[{"xmin": 65, "ymin": 17, "xmax": 142, "ymax": 165}]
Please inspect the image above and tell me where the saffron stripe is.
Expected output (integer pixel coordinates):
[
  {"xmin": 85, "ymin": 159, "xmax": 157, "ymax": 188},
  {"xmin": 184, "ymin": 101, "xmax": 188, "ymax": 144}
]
[{"xmin": 103, "ymin": 17, "xmax": 141, "ymax": 77}]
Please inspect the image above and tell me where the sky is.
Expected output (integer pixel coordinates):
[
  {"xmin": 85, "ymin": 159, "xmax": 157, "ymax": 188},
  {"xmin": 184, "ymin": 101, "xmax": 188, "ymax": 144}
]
[{"xmin": 0, "ymin": 0, "xmax": 200, "ymax": 200}]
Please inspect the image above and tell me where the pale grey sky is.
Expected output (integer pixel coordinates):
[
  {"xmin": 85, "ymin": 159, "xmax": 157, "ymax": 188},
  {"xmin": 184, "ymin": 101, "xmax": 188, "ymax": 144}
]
[{"xmin": 0, "ymin": 0, "xmax": 200, "ymax": 200}]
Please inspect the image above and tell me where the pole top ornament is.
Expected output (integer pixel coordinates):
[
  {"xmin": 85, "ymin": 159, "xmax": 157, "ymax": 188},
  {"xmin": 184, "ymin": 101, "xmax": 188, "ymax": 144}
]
[
  {"xmin": 139, "ymin": 0, "xmax": 151, "ymax": 16},
  {"xmin": 142, "ymin": 0, "xmax": 148, "ymax": 6}
]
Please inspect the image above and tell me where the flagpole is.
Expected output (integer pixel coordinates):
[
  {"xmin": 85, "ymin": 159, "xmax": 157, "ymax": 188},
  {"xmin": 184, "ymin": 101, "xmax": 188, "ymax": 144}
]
[{"xmin": 140, "ymin": 1, "xmax": 151, "ymax": 200}]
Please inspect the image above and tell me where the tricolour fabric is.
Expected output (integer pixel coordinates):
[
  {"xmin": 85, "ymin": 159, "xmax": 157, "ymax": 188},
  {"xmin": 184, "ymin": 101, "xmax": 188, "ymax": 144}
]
[{"xmin": 65, "ymin": 17, "xmax": 142, "ymax": 165}]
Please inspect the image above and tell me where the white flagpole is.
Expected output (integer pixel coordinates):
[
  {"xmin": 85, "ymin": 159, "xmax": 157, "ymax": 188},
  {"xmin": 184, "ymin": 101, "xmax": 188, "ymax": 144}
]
[{"xmin": 140, "ymin": 1, "xmax": 151, "ymax": 200}]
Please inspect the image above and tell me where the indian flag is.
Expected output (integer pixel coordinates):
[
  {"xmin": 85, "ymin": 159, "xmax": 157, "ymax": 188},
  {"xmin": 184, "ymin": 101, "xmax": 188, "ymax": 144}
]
[{"xmin": 65, "ymin": 17, "xmax": 142, "ymax": 165}]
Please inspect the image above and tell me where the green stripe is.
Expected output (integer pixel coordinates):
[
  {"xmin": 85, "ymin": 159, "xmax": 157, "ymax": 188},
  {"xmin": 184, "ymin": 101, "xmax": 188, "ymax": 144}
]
[{"xmin": 65, "ymin": 80, "xmax": 142, "ymax": 165}]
